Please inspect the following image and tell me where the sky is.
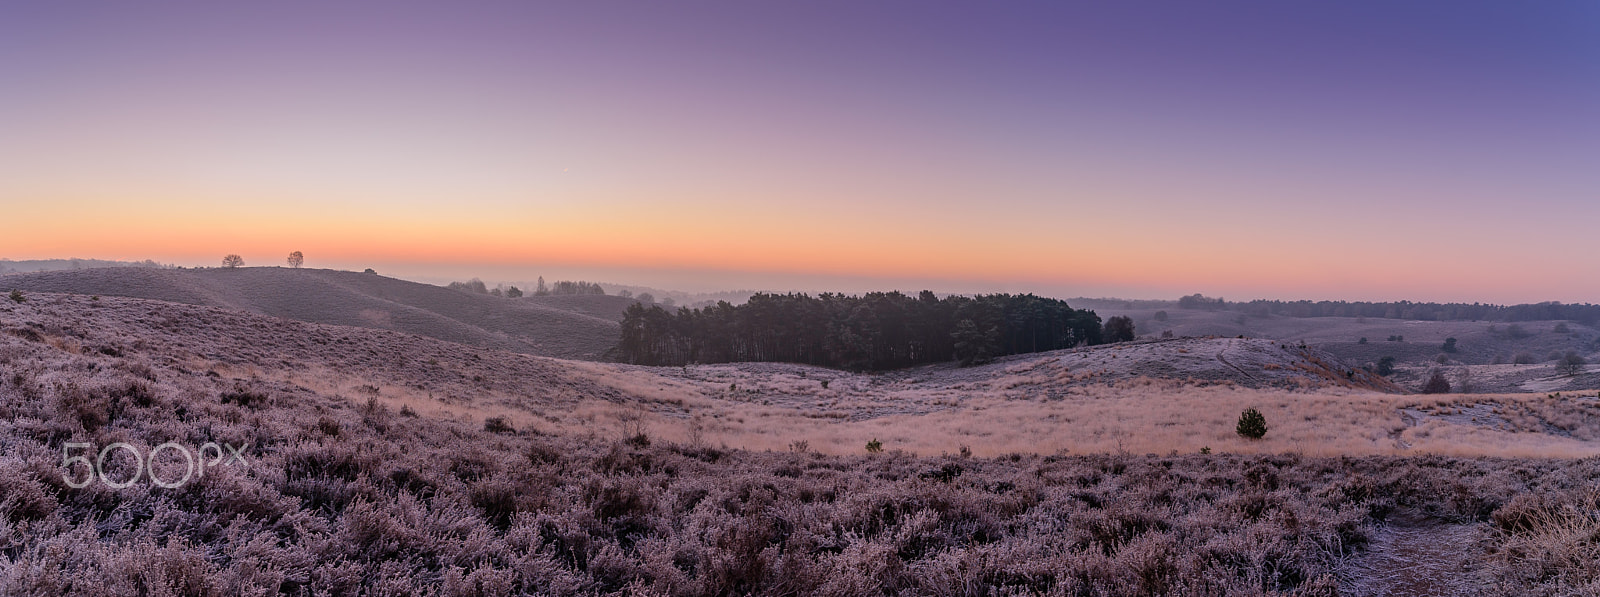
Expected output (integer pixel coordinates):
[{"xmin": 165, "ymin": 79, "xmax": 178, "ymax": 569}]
[{"xmin": 2, "ymin": 1, "xmax": 1597, "ymax": 303}]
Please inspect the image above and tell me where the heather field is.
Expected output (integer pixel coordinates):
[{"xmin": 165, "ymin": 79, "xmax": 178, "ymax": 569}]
[
  {"xmin": 8, "ymin": 1, "xmax": 1599, "ymax": 594},
  {"xmin": 1, "ymin": 268, "xmax": 627, "ymax": 360},
  {"xmin": 2, "ymin": 293, "xmax": 1600, "ymax": 595}
]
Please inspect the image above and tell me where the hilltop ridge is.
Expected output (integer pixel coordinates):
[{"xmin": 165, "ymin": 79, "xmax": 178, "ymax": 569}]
[{"xmin": 2, "ymin": 267, "xmax": 630, "ymax": 360}]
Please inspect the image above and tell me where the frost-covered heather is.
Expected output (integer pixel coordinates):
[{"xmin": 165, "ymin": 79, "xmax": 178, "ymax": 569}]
[
  {"xmin": 1, "ymin": 267, "xmax": 630, "ymax": 360},
  {"xmin": 0, "ymin": 293, "xmax": 1598, "ymax": 595}
]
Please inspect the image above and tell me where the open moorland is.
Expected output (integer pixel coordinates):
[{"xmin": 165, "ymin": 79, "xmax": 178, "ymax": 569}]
[
  {"xmin": 1, "ymin": 290, "xmax": 1599, "ymax": 595},
  {"xmin": 12, "ymin": 267, "xmax": 1600, "ymax": 396},
  {"xmin": 1087, "ymin": 305, "xmax": 1600, "ymax": 394},
  {"xmin": 1, "ymin": 268, "xmax": 630, "ymax": 360}
]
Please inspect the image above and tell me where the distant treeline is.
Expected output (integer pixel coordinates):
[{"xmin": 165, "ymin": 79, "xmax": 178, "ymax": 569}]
[
  {"xmin": 447, "ymin": 277, "xmax": 606, "ymax": 298},
  {"xmin": 0, "ymin": 258, "xmax": 171, "ymax": 275},
  {"xmin": 1180, "ymin": 294, "xmax": 1600, "ymax": 324},
  {"xmin": 544, "ymin": 280, "xmax": 605, "ymax": 296},
  {"xmin": 447, "ymin": 278, "xmax": 524, "ymax": 297},
  {"xmin": 616, "ymin": 291, "xmax": 1103, "ymax": 370}
]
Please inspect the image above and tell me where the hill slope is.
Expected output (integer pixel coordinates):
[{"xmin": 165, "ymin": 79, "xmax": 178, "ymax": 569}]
[
  {"xmin": 1093, "ymin": 306, "xmax": 1600, "ymax": 369},
  {"xmin": 5, "ymin": 293, "xmax": 1598, "ymax": 594},
  {"xmin": 629, "ymin": 336, "xmax": 1404, "ymax": 421},
  {"xmin": 1, "ymin": 267, "xmax": 623, "ymax": 359}
]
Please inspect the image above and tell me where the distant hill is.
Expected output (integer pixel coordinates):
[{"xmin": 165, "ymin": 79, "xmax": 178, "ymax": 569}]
[
  {"xmin": 1089, "ymin": 306, "xmax": 1600, "ymax": 370},
  {"xmin": 1, "ymin": 267, "xmax": 629, "ymax": 360},
  {"xmin": 1071, "ymin": 295, "xmax": 1600, "ymax": 323},
  {"xmin": 522, "ymin": 293, "xmax": 641, "ymax": 321},
  {"xmin": 0, "ymin": 258, "xmax": 172, "ymax": 274},
  {"xmin": 884, "ymin": 336, "xmax": 1405, "ymax": 393}
]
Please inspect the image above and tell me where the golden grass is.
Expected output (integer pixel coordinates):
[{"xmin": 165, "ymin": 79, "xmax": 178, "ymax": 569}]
[
  {"xmin": 273, "ymin": 347, "xmax": 1599, "ymax": 459},
  {"xmin": 227, "ymin": 339, "xmax": 1600, "ymax": 460},
  {"xmin": 550, "ymin": 381, "xmax": 1600, "ymax": 459},
  {"xmin": 118, "ymin": 295, "xmax": 1583, "ymax": 462}
]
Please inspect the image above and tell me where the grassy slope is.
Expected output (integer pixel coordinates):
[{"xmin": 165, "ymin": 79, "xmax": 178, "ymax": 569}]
[
  {"xmin": 1099, "ymin": 307, "xmax": 1600, "ymax": 366},
  {"xmin": 9, "ymin": 292, "xmax": 1600, "ymax": 458},
  {"xmin": 1, "ymin": 267, "xmax": 626, "ymax": 360},
  {"xmin": 1, "ymin": 294, "xmax": 1598, "ymax": 595}
]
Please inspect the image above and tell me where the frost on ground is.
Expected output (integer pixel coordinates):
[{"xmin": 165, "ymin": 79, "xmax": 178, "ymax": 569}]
[
  {"xmin": 1340, "ymin": 510, "xmax": 1488, "ymax": 596},
  {"xmin": 1, "ymin": 293, "xmax": 1599, "ymax": 595},
  {"xmin": 1, "ymin": 267, "xmax": 630, "ymax": 360}
]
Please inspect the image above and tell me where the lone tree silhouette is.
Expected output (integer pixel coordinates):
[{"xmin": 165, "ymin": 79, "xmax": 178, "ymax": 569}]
[
  {"xmin": 1556, "ymin": 352, "xmax": 1587, "ymax": 377},
  {"xmin": 1104, "ymin": 316, "xmax": 1136, "ymax": 343},
  {"xmin": 221, "ymin": 254, "xmax": 244, "ymax": 269},
  {"xmin": 1236, "ymin": 408, "xmax": 1268, "ymax": 439},
  {"xmin": 287, "ymin": 251, "xmax": 304, "ymax": 268}
]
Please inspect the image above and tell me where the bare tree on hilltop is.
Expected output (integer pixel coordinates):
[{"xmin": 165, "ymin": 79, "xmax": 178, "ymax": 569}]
[
  {"xmin": 222, "ymin": 254, "xmax": 244, "ymax": 269},
  {"xmin": 287, "ymin": 251, "xmax": 304, "ymax": 268}
]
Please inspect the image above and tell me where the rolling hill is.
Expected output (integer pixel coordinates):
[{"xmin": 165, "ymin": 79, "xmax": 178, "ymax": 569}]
[
  {"xmin": 0, "ymin": 267, "xmax": 630, "ymax": 360},
  {"xmin": 10, "ymin": 266, "xmax": 1595, "ymax": 393},
  {"xmin": 1092, "ymin": 306, "xmax": 1600, "ymax": 368},
  {"xmin": 4, "ymin": 291, "xmax": 1598, "ymax": 593}
]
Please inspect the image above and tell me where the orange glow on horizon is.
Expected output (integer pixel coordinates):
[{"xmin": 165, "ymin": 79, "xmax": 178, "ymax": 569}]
[
  {"xmin": 4, "ymin": 2, "xmax": 1600, "ymax": 305},
  {"xmin": 3, "ymin": 173, "xmax": 1592, "ymax": 304},
  {"xmin": 7, "ymin": 189, "xmax": 1583, "ymax": 304}
]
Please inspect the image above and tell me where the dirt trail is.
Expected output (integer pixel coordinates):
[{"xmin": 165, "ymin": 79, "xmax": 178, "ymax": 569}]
[
  {"xmin": 1390, "ymin": 410, "xmax": 1417, "ymax": 450},
  {"xmin": 1341, "ymin": 510, "xmax": 1486, "ymax": 596},
  {"xmin": 1213, "ymin": 339, "xmax": 1252, "ymax": 381}
]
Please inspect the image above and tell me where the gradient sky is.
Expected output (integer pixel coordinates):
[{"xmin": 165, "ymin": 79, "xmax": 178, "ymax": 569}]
[{"xmin": 3, "ymin": 1, "xmax": 1597, "ymax": 302}]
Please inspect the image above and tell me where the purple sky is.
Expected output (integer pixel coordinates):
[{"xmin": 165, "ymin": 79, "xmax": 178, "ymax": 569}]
[{"xmin": 2, "ymin": 2, "xmax": 1597, "ymax": 302}]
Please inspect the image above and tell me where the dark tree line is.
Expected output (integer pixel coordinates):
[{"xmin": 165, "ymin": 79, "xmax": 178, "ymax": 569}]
[
  {"xmin": 547, "ymin": 280, "xmax": 606, "ymax": 295},
  {"xmin": 450, "ymin": 278, "xmax": 596, "ymax": 297},
  {"xmin": 1179, "ymin": 294, "xmax": 1600, "ymax": 324},
  {"xmin": 615, "ymin": 291, "xmax": 1103, "ymax": 370},
  {"xmin": 447, "ymin": 278, "xmax": 490, "ymax": 294}
]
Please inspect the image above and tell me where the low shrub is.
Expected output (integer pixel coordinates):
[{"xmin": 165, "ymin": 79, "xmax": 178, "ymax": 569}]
[
  {"xmin": 484, "ymin": 416, "xmax": 515, "ymax": 434},
  {"xmin": 1421, "ymin": 370, "xmax": 1452, "ymax": 394},
  {"xmin": 220, "ymin": 385, "xmax": 268, "ymax": 408},
  {"xmin": 1236, "ymin": 408, "xmax": 1268, "ymax": 439}
]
